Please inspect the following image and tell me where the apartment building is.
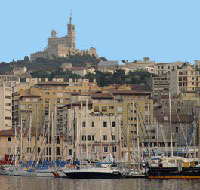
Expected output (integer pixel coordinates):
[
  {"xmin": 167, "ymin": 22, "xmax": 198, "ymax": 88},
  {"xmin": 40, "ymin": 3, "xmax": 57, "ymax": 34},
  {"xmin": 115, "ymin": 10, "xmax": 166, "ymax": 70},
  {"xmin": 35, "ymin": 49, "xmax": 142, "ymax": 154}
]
[
  {"xmin": 154, "ymin": 61, "xmax": 183, "ymax": 76},
  {"xmin": 170, "ymin": 63, "xmax": 200, "ymax": 96},
  {"xmin": 0, "ymin": 128, "xmax": 65, "ymax": 162},
  {"xmin": 63, "ymin": 101, "xmax": 122, "ymax": 161},
  {"xmin": 0, "ymin": 81, "xmax": 18, "ymax": 131},
  {"xmin": 90, "ymin": 86, "xmax": 154, "ymax": 147},
  {"xmin": 151, "ymin": 75, "xmax": 170, "ymax": 98}
]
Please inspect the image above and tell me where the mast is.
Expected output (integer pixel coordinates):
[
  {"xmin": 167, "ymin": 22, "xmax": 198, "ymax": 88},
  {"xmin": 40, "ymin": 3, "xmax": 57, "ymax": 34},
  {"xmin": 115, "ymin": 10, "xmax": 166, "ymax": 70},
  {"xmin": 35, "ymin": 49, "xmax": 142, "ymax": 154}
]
[
  {"xmin": 35, "ymin": 105, "xmax": 38, "ymax": 162},
  {"xmin": 127, "ymin": 102, "xmax": 131, "ymax": 162},
  {"xmin": 156, "ymin": 120, "xmax": 159, "ymax": 148},
  {"xmin": 86, "ymin": 99, "xmax": 89, "ymax": 161},
  {"xmin": 198, "ymin": 113, "xmax": 200, "ymax": 163},
  {"xmin": 28, "ymin": 114, "xmax": 32, "ymax": 161},
  {"xmin": 80, "ymin": 101, "xmax": 83, "ymax": 162},
  {"xmin": 99, "ymin": 113, "xmax": 103, "ymax": 161},
  {"xmin": 54, "ymin": 105, "xmax": 57, "ymax": 167},
  {"xmin": 47, "ymin": 103, "xmax": 51, "ymax": 161},
  {"xmin": 72, "ymin": 105, "xmax": 76, "ymax": 165},
  {"xmin": 118, "ymin": 116, "xmax": 121, "ymax": 162},
  {"xmin": 51, "ymin": 110, "xmax": 55, "ymax": 164},
  {"xmin": 20, "ymin": 117, "xmax": 23, "ymax": 161},
  {"xmin": 169, "ymin": 91, "xmax": 173, "ymax": 157},
  {"xmin": 137, "ymin": 115, "xmax": 140, "ymax": 161},
  {"xmin": 14, "ymin": 121, "xmax": 17, "ymax": 166}
]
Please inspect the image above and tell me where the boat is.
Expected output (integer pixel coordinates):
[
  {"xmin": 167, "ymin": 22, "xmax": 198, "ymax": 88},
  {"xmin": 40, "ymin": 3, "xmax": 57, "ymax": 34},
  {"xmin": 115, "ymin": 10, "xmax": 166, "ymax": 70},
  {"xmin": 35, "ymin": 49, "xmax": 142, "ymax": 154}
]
[
  {"xmin": 64, "ymin": 164, "xmax": 122, "ymax": 179},
  {"xmin": 0, "ymin": 165, "xmax": 36, "ymax": 176},
  {"xmin": 35, "ymin": 167, "xmax": 55, "ymax": 177},
  {"xmin": 146, "ymin": 156, "xmax": 200, "ymax": 179}
]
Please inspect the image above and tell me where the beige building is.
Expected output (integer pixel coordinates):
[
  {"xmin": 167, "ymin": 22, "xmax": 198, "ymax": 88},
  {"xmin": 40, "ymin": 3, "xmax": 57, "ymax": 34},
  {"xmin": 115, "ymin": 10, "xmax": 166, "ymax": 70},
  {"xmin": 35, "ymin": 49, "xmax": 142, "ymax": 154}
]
[
  {"xmin": 122, "ymin": 57, "xmax": 155, "ymax": 74},
  {"xmin": 170, "ymin": 63, "xmax": 200, "ymax": 96},
  {"xmin": 0, "ymin": 128, "xmax": 65, "ymax": 162},
  {"xmin": 154, "ymin": 61, "xmax": 184, "ymax": 76},
  {"xmin": 68, "ymin": 67, "xmax": 95, "ymax": 76}
]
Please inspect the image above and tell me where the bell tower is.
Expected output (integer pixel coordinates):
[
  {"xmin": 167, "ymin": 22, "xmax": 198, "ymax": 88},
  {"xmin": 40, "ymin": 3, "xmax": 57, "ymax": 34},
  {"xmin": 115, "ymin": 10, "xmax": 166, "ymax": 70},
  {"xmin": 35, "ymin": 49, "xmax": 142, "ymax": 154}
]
[{"xmin": 67, "ymin": 12, "xmax": 75, "ymax": 49}]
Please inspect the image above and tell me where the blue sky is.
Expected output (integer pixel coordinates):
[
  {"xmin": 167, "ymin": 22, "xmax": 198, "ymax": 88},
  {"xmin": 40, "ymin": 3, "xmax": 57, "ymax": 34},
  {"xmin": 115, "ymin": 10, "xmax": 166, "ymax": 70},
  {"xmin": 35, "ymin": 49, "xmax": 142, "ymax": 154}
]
[{"xmin": 0, "ymin": 0, "xmax": 200, "ymax": 63}]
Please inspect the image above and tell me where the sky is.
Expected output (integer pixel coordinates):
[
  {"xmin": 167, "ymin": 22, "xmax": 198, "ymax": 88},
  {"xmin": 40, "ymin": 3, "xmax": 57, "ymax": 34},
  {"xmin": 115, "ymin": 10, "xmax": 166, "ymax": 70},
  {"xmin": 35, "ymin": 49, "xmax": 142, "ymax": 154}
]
[{"xmin": 0, "ymin": 0, "xmax": 200, "ymax": 64}]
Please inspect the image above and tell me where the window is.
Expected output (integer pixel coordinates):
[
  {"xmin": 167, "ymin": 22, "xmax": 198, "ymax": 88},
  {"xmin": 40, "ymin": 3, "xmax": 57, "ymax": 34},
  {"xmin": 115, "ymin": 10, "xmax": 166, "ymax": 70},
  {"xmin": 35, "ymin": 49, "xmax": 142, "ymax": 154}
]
[
  {"xmin": 87, "ymin": 135, "xmax": 91, "ymax": 141},
  {"xmin": 112, "ymin": 146, "xmax": 117, "ymax": 152},
  {"xmin": 91, "ymin": 121, "xmax": 94, "ymax": 128},
  {"xmin": 57, "ymin": 147, "xmax": 60, "ymax": 155},
  {"xmin": 176, "ymin": 127, "xmax": 178, "ymax": 133},
  {"xmin": 82, "ymin": 135, "xmax": 86, "ymax": 141},
  {"xmin": 27, "ymin": 137, "xmax": 31, "ymax": 142},
  {"xmin": 103, "ymin": 121, "xmax": 107, "ymax": 127},
  {"xmin": 8, "ymin": 137, "xmax": 11, "ymax": 142},
  {"xmin": 49, "ymin": 147, "xmax": 51, "ymax": 155},
  {"xmin": 94, "ymin": 106, "xmax": 99, "ymax": 112},
  {"xmin": 104, "ymin": 146, "xmax": 108, "ymax": 152},
  {"xmin": 109, "ymin": 106, "xmax": 114, "ymax": 110},
  {"xmin": 27, "ymin": 147, "xmax": 31, "ymax": 153},
  {"xmin": 112, "ymin": 122, "xmax": 115, "ymax": 127},
  {"xmin": 38, "ymin": 147, "xmax": 41, "ymax": 153},
  {"xmin": 102, "ymin": 106, "xmax": 107, "ymax": 112},
  {"xmin": 92, "ymin": 135, "xmax": 94, "ymax": 141},
  {"xmin": 82, "ymin": 121, "xmax": 86, "ymax": 128},
  {"xmin": 112, "ymin": 135, "xmax": 116, "ymax": 141},
  {"xmin": 103, "ymin": 135, "xmax": 107, "ymax": 141},
  {"xmin": 69, "ymin": 149, "xmax": 72, "ymax": 155},
  {"xmin": 57, "ymin": 136, "xmax": 60, "ymax": 144},
  {"xmin": 45, "ymin": 98, "xmax": 49, "ymax": 103}
]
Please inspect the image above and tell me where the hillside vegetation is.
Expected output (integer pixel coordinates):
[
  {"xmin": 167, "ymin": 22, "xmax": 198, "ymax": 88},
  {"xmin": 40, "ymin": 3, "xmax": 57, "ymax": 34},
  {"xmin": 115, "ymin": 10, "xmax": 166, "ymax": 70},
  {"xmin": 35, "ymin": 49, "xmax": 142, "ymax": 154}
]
[{"xmin": 0, "ymin": 54, "xmax": 153, "ymax": 87}]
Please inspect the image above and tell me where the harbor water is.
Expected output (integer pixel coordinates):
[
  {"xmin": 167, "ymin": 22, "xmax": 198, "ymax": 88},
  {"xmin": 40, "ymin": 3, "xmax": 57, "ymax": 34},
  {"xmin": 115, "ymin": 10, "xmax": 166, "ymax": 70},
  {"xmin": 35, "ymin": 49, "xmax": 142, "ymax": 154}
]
[{"xmin": 0, "ymin": 176, "xmax": 200, "ymax": 190}]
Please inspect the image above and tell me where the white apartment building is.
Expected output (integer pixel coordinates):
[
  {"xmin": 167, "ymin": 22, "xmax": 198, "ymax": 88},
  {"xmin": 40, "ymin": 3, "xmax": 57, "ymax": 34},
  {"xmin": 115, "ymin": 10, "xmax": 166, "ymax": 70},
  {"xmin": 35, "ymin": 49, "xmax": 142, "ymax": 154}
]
[
  {"xmin": 154, "ymin": 61, "xmax": 184, "ymax": 76},
  {"xmin": 63, "ymin": 101, "xmax": 122, "ymax": 162},
  {"xmin": 0, "ymin": 82, "xmax": 13, "ymax": 131}
]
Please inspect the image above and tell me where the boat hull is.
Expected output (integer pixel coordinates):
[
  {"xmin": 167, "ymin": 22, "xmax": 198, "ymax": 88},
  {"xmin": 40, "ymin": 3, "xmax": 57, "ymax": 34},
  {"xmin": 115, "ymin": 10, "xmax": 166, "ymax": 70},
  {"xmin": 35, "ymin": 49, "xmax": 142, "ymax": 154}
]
[
  {"xmin": 147, "ymin": 167, "xmax": 200, "ymax": 179},
  {"xmin": 36, "ymin": 169, "xmax": 55, "ymax": 177},
  {"xmin": 65, "ymin": 171, "xmax": 122, "ymax": 179}
]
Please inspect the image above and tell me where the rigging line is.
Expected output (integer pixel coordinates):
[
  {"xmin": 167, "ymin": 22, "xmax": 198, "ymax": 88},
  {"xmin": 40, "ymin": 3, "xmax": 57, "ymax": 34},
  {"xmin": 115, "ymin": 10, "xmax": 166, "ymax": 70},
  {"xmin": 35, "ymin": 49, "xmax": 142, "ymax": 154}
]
[
  {"xmin": 135, "ymin": 102, "xmax": 154, "ymax": 156},
  {"xmin": 176, "ymin": 113, "xmax": 190, "ymax": 157}
]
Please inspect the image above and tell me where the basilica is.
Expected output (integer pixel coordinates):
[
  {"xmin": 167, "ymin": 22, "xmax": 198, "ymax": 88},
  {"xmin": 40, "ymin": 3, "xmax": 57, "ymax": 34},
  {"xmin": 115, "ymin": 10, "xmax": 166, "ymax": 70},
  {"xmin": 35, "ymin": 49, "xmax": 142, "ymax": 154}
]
[{"xmin": 30, "ymin": 14, "xmax": 98, "ymax": 60}]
